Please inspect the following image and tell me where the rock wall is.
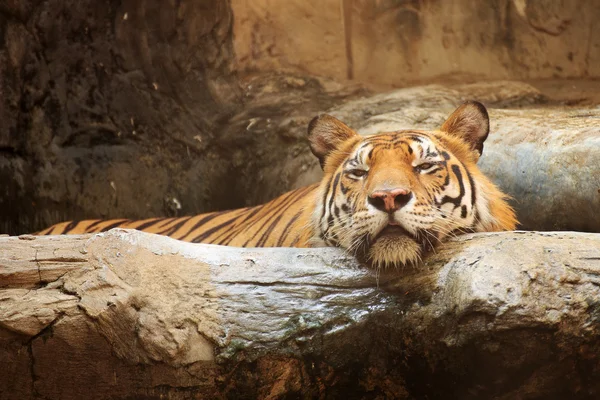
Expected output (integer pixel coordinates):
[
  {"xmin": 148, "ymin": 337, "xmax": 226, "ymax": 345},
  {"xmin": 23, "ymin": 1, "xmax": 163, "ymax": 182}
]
[
  {"xmin": 232, "ymin": 0, "xmax": 600, "ymax": 84},
  {"xmin": 1, "ymin": 1, "xmax": 599, "ymax": 235},
  {"xmin": 0, "ymin": 0, "xmax": 372, "ymax": 235},
  {"xmin": 0, "ymin": 0, "xmax": 239, "ymax": 234}
]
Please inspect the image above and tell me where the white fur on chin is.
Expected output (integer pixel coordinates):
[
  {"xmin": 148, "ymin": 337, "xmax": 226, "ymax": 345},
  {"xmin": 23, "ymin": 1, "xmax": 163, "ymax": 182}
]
[{"xmin": 368, "ymin": 235, "xmax": 422, "ymax": 269}]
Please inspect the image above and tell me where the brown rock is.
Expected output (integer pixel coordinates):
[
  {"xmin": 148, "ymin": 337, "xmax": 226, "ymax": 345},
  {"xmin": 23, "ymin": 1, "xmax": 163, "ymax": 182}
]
[{"xmin": 232, "ymin": 0, "xmax": 600, "ymax": 84}]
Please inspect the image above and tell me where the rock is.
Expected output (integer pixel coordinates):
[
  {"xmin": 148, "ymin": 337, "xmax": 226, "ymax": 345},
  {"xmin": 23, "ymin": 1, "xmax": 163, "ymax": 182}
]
[
  {"xmin": 0, "ymin": 0, "xmax": 369, "ymax": 235},
  {"xmin": 0, "ymin": 0, "xmax": 240, "ymax": 234},
  {"xmin": 292, "ymin": 81, "xmax": 600, "ymax": 232},
  {"xmin": 1, "ymin": 229, "xmax": 600, "ymax": 398},
  {"xmin": 232, "ymin": 0, "xmax": 600, "ymax": 84},
  {"xmin": 479, "ymin": 108, "xmax": 600, "ymax": 232}
]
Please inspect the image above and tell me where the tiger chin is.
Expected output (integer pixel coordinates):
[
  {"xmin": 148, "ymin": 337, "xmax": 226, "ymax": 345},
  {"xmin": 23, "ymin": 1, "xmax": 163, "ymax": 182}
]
[{"xmin": 38, "ymin": 101, "xmax": 517, "ymax": 271}]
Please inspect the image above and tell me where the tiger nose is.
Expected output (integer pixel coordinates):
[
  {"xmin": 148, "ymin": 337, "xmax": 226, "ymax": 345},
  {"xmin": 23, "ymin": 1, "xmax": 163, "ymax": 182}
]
[{"xmin": 368, "ymin": 188, "xmax": 412, "ymax": 213}]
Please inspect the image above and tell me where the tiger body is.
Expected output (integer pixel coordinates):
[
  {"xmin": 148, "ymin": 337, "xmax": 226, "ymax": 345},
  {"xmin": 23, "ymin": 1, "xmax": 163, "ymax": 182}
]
[
  {"xmin": 37, "ymin": 184, "xmax": 318, "ymax": 247},
  {"xmin": 38, "ymin": 102, "xmax": 517, "ymax": 267}
]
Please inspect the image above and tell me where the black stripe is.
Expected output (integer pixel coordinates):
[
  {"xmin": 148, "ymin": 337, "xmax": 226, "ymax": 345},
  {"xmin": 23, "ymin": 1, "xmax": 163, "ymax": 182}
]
[
  {"xmin": 159, "ymin": 216, "xmax": 192, "ymax": 235},
  {"xmin": 214, "ymin": 188, "xmax": 306, "ymax": 246},
  {"xmin": 391, "ymin": 137, "xmax": 409, "ymax": 145},
  {"xmin": 177, "ymin": 210, "xmax": 232, "ymax": 240},
  {"xmin": 366, "ymin": 139, "xmax": 394, "ymax": 146},
  {"xmin": 84, "ymin": 220, "xmax": 105, "ymax": 233},
  {"xmin": 320, "ymin": 175, "xmax": 335, "ymax": 217},
  {"xmin": 439, "ymin": 164, "xmax": 466, "ymax": 209},
  {"xmin": 333, "ymin": 204, "xmax": 341, "ymax": 219},
  {"xmin": 289, "ymin": 234, "xmax": 303, "ymax": 247},
  {"xmin": 466, "ymin": 168, "xmax": 477, "ymax": 206},
  {"xmin": 406, "ymin": 135, "xmax": 424, "ymax": 142},
  {"xmin": 253, "ymin": 185, "xmax": 313, "ymax": 247},
  {"xmin": 241, "ymin": 186, "xmax": 313, "ymax": 247},
  {"xmin": 324, "ymin": 172, "xmax": 342, "ymax": 237},
  {"xmin": 99, "ymin": 219, "xmax": 131, "ymax": 232},
  {"xmin": 320, "ymin": 174, "xmax": 336, "ymax": 230},
  {"xmin": 212, "ymin": 206, "xmax": 264, "ymax": 245},
  {"xmin": 189, "ymin": 210, "xmax": 249, "ymax": 243},
  {"xmin": 255, "ymin": 213, "xmax": 285, "ymax": 247},
  {"xmin": 61, "ymin": 220, "xmax": 79, "ymax": 234},
  {"xmin": 425, "ymin": 147, "xmax": 438, "ymax": 158},
  {"xmin": 276, "ymin": 209, "xmax": 304, "ymax": 246},
  {"xmin": 327, "ymin": 173, "xmax": 341, "ymax": 222},
  {"xmin": 340, "ymin": 182, "xmax": 349, "ymax": 194},
  {"xmin": 135, "ymin": 218, "xmax": 166, "ymax": 231},
  {"xmin": 151, "ymin": 217, "xmax": 176, "ymax": 230},
  {"xmin": 46, "ymin": 224, "xmax": 60, "ymax": 235},
  {"xmin": 442, "ymin": 169, "xmax": 450, "ymax": 188}
]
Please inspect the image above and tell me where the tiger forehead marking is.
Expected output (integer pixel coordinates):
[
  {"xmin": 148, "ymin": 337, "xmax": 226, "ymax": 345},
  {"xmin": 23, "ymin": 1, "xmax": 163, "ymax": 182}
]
[
  {"xmin": 318, "ymin": 131, "xmax": 477, "ymax": 263},
  {"xmin": 345, "ymin": 132, "xmax": 471, "ymax": 220},
  {"xmin": 351, "ymin": 131, "xmax": 444, "ymax": 166}
]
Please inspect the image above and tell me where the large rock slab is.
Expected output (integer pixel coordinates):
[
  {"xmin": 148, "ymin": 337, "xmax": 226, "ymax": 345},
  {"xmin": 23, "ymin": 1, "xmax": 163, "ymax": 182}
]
[
  {"xmin": 292, "ymin": 81, "xmax": 600, "ymax": 232},
  {"xmin": 1, "ymin": 229, "xmax": 600, "ymax": 398}
]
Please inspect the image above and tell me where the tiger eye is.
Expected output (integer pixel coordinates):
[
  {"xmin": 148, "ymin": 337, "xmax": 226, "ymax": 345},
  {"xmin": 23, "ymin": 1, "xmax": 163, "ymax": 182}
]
[
  {"xmin": 349, "ymin": 169, "xmax": 368, "ymax": 177},
  {"xmin": 416, "ymin": 163, "xmax": 434, "ymax": 171}
]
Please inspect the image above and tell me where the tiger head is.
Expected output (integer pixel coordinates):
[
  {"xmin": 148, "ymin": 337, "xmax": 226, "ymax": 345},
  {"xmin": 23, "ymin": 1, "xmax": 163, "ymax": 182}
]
[{"xmin": 307, "ymin": 101, "xmax": 517, "ymax": 269}]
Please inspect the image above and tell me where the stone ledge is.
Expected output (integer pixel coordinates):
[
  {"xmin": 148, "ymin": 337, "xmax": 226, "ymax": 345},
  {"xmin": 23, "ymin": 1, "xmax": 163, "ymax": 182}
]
[{"xmin": 1, "ymin": 229, "xmax": 600, "ymax": 398}]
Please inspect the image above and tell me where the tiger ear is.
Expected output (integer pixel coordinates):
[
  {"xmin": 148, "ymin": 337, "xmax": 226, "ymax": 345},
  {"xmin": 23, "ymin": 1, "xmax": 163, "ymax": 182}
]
[
  {"xmin": 308, "ymin": 114, "xmax": 358, "ymax": 168},
  {"xmin": 440, "ymin": 101, "xmax": 490, "ymax": 156}
]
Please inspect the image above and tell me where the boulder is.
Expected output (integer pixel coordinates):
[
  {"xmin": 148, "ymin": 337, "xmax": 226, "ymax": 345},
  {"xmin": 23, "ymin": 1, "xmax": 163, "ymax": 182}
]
[
  {"xmin": 2, "ymin": 229, "xmax": 600, "ymax": 399},
  {"xmin": 291, "ymin": 81, "xmax": 600, "ymax": 232}
]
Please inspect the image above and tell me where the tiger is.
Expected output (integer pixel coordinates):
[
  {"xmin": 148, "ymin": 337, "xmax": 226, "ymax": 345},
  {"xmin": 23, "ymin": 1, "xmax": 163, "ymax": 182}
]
[{"xmin": 38, "ymin": 101, "xmax": 517, "ymax": 268}]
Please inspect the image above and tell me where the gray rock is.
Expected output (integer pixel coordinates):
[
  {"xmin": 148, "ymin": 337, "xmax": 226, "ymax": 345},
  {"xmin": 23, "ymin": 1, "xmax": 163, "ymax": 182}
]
[
  {"xmin": 2, "ymin": 229, "xmax": 600, "ymax": 398},
  {"xmin": 294, "ymin": 81, "xmax": 600, "ymax": 232}
]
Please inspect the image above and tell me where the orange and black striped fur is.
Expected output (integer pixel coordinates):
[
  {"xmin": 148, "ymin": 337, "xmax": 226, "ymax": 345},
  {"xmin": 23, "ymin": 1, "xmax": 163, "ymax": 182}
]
[{"xmin": 39, "ymin": 101, "xmax": 517, "ymax": 267}]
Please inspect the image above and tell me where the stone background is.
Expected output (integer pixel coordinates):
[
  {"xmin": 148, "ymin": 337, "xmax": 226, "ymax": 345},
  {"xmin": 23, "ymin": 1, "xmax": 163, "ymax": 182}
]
[
  {"xmin": 1, "ymin": 0, "xmax": 599, "ymax": 235},
  {"xmin": 233, "ymin": 0, "xmax": 600, "ymax": 84}
]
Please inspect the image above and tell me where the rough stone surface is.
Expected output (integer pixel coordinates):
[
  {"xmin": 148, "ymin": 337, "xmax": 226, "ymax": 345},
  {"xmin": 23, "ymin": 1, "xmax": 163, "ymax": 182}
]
[
  {"xmin": 1, "ymin": 229, "xmax": 600, "ymax": 398},
  {"xmin": 214, "ymin": 72, "xmax": 370, "ymax": 209},
  {"xmin": 0, "ymin": 0, "xmax": 240, "ymax": 234},
  {"xmin": 232, "ymin": 0, "xmax": 600, "ymax": 84}
]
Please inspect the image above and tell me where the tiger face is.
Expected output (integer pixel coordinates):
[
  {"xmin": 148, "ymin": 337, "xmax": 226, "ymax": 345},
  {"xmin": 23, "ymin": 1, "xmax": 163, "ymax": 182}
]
[{"xmin": 308, "ymin": 101, "xmax": 516, "ymax": 268}]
